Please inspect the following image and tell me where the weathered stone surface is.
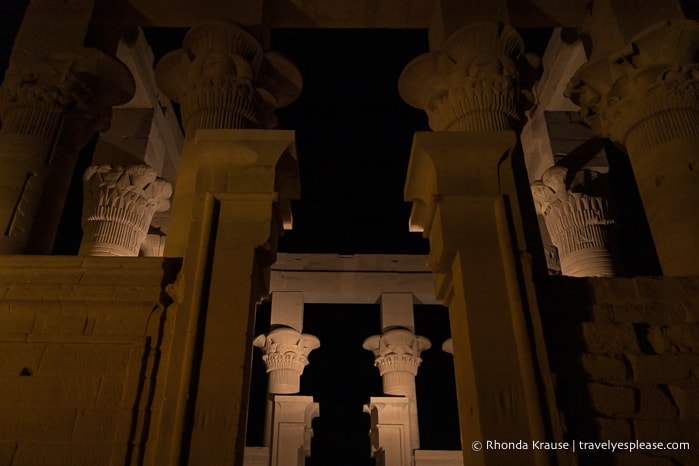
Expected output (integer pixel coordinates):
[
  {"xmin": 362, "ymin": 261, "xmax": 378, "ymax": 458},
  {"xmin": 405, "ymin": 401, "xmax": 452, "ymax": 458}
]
[
  {"xmin": 595, "ymin": 417, "xmax": 632, "ymax": 442},
  {"xmin": 587, "ymin": 278, "xmax": 638, "ymax": 305},
  {"xmin": 581, "ymin": 323, "xmax": 640, "ymax": 353},
  {"xmin": 37, "ymin": 344, "xmax": 135, "ymax": 376},
  {"xmin": 0, "ymin": 342, "xmax": 45, "ymax": 375},
  {"xmin": 580, "ymin": 354, "xmax": 631, "ymax": 381},
  {"xmin": 0, "ymin": 408, "xmax": 77, "ymax": 441},
  {"xmin": 629, "ymin": 354, "xmax": 699, "ymax": 383},
  {"xmin": 609, "ymin": 301, "xmax": 687, "ymax": 325},
  {"xmin": 0, "ymin": 376, "xmax": 100, "ymax": 408},
  {"xmin": 667, "ymin": 385, "xmax": 699, "ymax": 420},
  {"xmin": 613, "ymin": 453, "xmax": 681, "ymax": 466},
  {"xmin": 636, "ymin": 385, "xmax": 681, "ymax": 419},
  {"xmin": 587, "ymin": 383, "xmax": 636, "ymax": 417},
  {"xmin": 12, "ymin": 443, "xmax": 113, "ymax": 466},
  {"xmin": 531, "ymin": 165, "xmax": 617, "ymax": 277},
  {"xmin": 71, "ymin": 408, "xmax": 120, "ymax": 442},
  {"xmin": 633, "ymin": 419, "xmax": 698, "ymax": 449}
]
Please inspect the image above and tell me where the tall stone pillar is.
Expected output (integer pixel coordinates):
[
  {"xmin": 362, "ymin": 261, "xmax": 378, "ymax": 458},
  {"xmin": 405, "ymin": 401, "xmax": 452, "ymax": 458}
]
[
  {"xmin": 79, "ymin": 164, "xmax": 172, "ymax": 256},
  {"xmin": 363, "ymin": 293, "xmax": 430, "ymax": 454},
  {"xmin": 152, "ymin": 20, "xmax": 302, "ymax": 466},
  {"xmin": 155, "ymin": 20, "xmax": 301, "ymax": 257},
  {"xmin": 400, "ymin": 13, "xmax": 559, "ymax": 466},
  {"xmin": 254, "ymin": 291, "xmax": 320, "ymax": 451},
  {"xmin": 531, "ymin": 166, "xmax": 617, "ymax": 277},
  {"xmin": 565, "ymin": 0, "xmax": 699, "ymax": 275},
  {"xmin": 0, "ymin": 49, "xmax": 134, "ymax": 253}
]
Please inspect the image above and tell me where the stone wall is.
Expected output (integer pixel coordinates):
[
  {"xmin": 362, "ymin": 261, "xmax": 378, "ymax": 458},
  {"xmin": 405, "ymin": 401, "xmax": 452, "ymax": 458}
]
[
  {"xmin": 540, "ymin": 275, "xmax": 699, "ymax": 465},
  {"xmin": 0, "ymin": 256, "xmax": 180, "ymax": 466}
]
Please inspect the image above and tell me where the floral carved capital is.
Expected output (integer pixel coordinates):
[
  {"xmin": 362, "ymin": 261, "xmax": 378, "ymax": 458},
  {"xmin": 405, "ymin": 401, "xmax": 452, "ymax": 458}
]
[
  {"xmin": 566, "ymin": 20, "xmax": 699, "ymax": 152},
  {"xmin": 0, "ymin": 48, "xmax": 134, "ymax": 134},
  {"xmin": 155, "ymin": 20, "xmax": 302, "ymax": 134},
  {"xmin": 80, "ymin": 164, "xmax": 172, "ymax": 256},
  {"xmin": 399, "ymin": 22, "xmax": 539, "ymax": 131}
]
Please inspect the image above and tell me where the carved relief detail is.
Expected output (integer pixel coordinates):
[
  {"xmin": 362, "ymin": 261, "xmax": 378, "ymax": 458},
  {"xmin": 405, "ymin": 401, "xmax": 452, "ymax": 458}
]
[
  {"xmin": 532, "ymin": 166, "xmax": 616, "ymax": 277},
  {"xmin": 399, "ymin": 22, "xmax": 539, "ymax": 131},
  {"xmin": 253, "ymin": 327, "xmax": 320, "ymax": 394},
  {"xmin": 155, "ymin": 20, "xmax": 302, "ymax": 134},
  {"xmin": 566, "ymin": 20, "xmax": 699, "ymax": 153},
  {"xmin": 363, "ymin": 328, "xmax": 431, "ymax": 378},
  {"xmin": 80, "ymin": 164, "xmax": 172, "ymax": 257},
  {"xmin": 0, "ymin": 48, "xmax": 135, "ymax": 139}
]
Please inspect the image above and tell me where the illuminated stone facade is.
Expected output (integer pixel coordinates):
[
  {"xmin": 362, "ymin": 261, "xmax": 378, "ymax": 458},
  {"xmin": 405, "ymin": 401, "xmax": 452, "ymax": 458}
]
[{"xmin": 0, "ymin": 1, "xmax": 698, "ymax": 466}]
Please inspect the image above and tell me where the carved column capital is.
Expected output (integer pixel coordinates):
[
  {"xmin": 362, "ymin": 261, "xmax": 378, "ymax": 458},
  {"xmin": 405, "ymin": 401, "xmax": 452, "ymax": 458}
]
[
  {"xmin": 399, "ymin": 22, "xmax": 539, "ymax": 131},
  {"xmin": 253, "ymin": 327, "xmax": 320, "ymax": 394},
  {"xmin": 155, "ymin": 20, "xmax": 302, "ymax": 135},
  {"xmin": 566, "ymin": 20, "xmax": 699, "ymax": 154},
  {"xmin": 532, "ymin": 166, "xmax": 616, "ymax": 276},
  {"xmin": 80, "ymin": 164, "xmax": 172, "ymax": 256},
  {"xmin": 0, "ymin": 48, "xmax": 135, "ymax": 140},
  {"xmin": 363, "ymin": 328, "xmax": 431, "ymax": 392}
]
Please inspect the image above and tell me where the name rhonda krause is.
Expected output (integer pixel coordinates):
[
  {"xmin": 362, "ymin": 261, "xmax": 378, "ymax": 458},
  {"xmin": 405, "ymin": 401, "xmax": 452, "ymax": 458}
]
[{"xmin": 486, "ymin": 440, "xmax": 570, "ymax": 450}]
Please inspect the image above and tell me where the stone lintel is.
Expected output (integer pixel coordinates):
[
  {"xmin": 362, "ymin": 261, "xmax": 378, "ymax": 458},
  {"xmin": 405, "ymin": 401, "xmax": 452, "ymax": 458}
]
[{"xmin": 403, "ymin": 130, "xmax": 517, "ymax": 251}]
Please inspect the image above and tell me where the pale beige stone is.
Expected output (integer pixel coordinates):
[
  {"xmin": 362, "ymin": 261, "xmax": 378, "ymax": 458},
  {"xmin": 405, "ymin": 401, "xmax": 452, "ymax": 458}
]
[
  {"xmin": 399, "ymin": 22, "xmax": 538, "ymax": 131},
  {"xmin": 79, "ymin": 164, "xmax": 172, "ymax": 256},
  {"xmin": 567, "ymin": 14, "xmax": 699, "ymax": 275},
  {"xmin": 532, "ymin": 166, "xmax": 616, "ymax": 277}
]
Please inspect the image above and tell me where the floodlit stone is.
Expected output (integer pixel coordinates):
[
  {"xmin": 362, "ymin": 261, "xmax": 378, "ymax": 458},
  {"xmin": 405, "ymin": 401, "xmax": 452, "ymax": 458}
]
[
  {"xmin": 254, "ymin": 327, "xmax": 319, "ymax": 395},
  {"xmin": 566, "ymin": 15, "xmax": 699, "ymax": 275},
  {"xmin": 399, "ymin": 22, "xmax": 539, "ymax": 131},
  {"xmin": 80, "ymin": 164, "xmax": 172, "ymax": 256},
  {"xmin": 531, "ymin": 165, "xmax": 616, "ymax": 277},
  {"xmin": 364, "ymin": 397, "xmax": 412, "ymax": 466},
  {"xmin": 0, "ymin": 48, "xmax": 135, "ymax": 254},
  {"xmin": 364, "ymin": 298, "xmax": 431, "ymax": 454},
  {"xmin": 154, "ymin": 20, "xmax": 301, "ymax": 134}
]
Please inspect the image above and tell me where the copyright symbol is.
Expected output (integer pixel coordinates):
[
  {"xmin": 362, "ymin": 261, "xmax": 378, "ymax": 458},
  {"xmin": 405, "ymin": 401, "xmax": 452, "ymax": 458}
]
[{"xmin": 472, "ymin": 441, "xmax": 482, "ymax": 451}]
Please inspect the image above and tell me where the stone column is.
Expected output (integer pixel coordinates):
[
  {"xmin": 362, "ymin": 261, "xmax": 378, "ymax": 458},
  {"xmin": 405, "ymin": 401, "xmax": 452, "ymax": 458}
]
[
  {"xmin": 267, "ymin": 396, "xmax": 319, "ymax": 466},
  {"xmin": 79, "ymin": 164, "xmax": 172, "ymax": 256},
  {"xmin": 254, "ymin": 292, "xmax": 319, "ymax": 450},
  {"xmin": 0, "ymin": 49, "xmax": 134, "ymax": 254},
  {"xmin": 363, "ymin": 293, "xmax": 430, "ymax": 454},
  {"xmin": 364, "ymin": 397, "xmax": 413, "ymax": 466},
  {"xmin": 155, "ymin": 20, "xmax": 302, "ymax": 257},
  {"xmin": 400, "ymin": 14, "xmax": 560, "ymax": 466},
  {"xmin": 531, "ymin": 166, "xmax": 616, "ymax": 277},
  {"xmin": 565, "ymin": 1, "xmax": 699, "ymax": 275},
  {"xmin": 152, "ymin": 21, "xmax": 302, "ymax": 466}
]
